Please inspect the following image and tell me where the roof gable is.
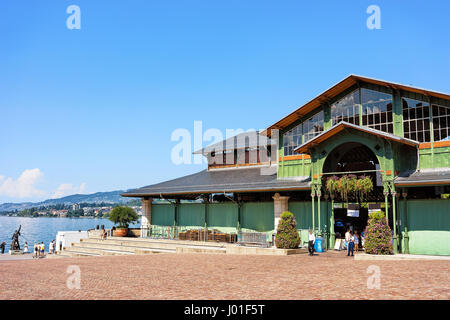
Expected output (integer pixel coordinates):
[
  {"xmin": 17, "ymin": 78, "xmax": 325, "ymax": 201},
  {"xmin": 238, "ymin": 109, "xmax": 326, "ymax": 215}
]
[
  {"xmin": 294, "ymin": 121, "xmax": 419, "ymax": 154},
  {"xmin": 264, "ymin": 75, "xmax": 450, "ymax": 135}
]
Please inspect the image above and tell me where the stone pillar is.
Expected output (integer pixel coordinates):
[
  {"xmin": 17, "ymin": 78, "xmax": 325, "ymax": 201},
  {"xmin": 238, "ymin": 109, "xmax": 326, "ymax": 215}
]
[
  {"xmin": 273, "ymin": 193, "xmax": 289, "ymax": 232},
  {"xmin": 141, "ymin": 197, "xmax": 152, "ymax": 238}
]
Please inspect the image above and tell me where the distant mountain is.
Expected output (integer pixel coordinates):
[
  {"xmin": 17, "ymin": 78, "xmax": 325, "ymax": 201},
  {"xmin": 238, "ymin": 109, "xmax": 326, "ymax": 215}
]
[{"xmin": 0, "ymin": 190, "xmax": 130, "ymax": 212}]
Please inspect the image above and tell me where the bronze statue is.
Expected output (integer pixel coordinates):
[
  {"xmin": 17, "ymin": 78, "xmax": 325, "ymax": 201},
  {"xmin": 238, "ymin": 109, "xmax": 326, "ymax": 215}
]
[{"xmin": 10, "ymin": 225, "xmax": 21, "ymax": 251}]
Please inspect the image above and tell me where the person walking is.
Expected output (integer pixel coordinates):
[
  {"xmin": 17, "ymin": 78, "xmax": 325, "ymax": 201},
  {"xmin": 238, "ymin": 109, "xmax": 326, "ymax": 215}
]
[
  {"xmin": 0, "ymin": 241, "xmax": 5, "ymax": 254},
  {"xmin": 308, "ymin": 229, "xmax": 315, "ymax": 256},
  {"xmin": 23, "ymin": 242, "xmax": 28, "ymax": 254},
  {"xmin": 348, "ymin": 232, "xmax": 355, "ymax": 256},
  {"xmin": 345, "ymin": 228, "xmax": 352, "ymax": 255},
  {"xmin": 33, "ymin": 243, "xmax": 38, "ymax": 258}
]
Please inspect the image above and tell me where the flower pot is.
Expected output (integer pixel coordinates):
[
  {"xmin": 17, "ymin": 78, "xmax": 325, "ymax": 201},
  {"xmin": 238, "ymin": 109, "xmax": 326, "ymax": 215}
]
[{"xmin": 114, "ymin": 228, "xmax": 128, "ymax": 237}]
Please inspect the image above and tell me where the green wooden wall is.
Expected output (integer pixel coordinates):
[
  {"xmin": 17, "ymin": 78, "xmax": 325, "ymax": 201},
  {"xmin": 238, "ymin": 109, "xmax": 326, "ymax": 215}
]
[
  {"xmin": 398, "ymin": 199, "xmax": 450, "ymax": 255},
  {"xmin": 240, "ymin": 202, "xmax": 274, "ymax": 232},
  {"xmin": 207, "ymin": 203, "xmax": 238, "ymax": 228},
  {"xmin": 151, "ymin": 204, "xmax": 175, "ymax": 226},
  {"xmin": 419, "ymin": 146, "xmax": 450, "ymax": 169},
  {"xmin": 178, "ymin": 203, "xmax": 206, "ymax": 226},
  {"xmin": 151, "ymin": 202, "xmax": 274, "ymax": 232}
]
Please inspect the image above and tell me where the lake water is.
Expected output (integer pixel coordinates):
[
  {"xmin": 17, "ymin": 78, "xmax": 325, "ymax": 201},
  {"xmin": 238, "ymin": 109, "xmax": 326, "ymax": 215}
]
[{"xmin": 0, "ymin": 216, "xmax": 140, "ymax": 252}]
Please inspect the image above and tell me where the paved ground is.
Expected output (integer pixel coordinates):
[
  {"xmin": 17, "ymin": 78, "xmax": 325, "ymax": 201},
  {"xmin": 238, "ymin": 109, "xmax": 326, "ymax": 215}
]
[{"xmin": 0, "ymin": 251, "xmax": 448, "ymax": 300}]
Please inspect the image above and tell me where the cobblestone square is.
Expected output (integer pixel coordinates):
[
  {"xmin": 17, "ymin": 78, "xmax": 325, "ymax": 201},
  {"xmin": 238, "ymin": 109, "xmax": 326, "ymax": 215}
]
[{"xmin": 0, "ymin": 251, "xmax": 448, "ymax": 300}]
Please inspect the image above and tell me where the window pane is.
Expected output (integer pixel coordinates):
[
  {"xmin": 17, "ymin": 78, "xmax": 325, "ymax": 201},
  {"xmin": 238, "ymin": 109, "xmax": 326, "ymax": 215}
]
[
  {"xmin": 331, "ymin": 90, "xmax": 360, "ymax": 126},
  {"xmin": 402, "ymin": 97, "xmax": 431, "ymax": 142}
]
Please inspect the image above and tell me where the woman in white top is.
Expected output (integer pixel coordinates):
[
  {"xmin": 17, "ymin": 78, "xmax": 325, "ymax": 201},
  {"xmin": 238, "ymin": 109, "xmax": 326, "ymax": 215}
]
[{"xmin": 23, "ymin": 242, "xmax": 28, "ymax": 254}]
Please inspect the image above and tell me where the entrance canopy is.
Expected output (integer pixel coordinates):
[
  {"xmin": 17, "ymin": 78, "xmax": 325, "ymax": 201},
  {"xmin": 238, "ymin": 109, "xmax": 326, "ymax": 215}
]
[{"xmin": 294, "ymin": 121, "xmax": 419, "ymax": 154}]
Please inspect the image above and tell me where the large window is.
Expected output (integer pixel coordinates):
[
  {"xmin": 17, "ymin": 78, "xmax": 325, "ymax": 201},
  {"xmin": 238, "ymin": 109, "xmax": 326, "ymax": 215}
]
[
  {"xmin": 282, "ymin": 110, "xmax": 324, "ymax": 156},
  {"xmin": 304, "ymin": 111, "xmax": 324, "ymax": 143},
  {"xmin": 432, "ymin": 104, "xmax": 450, "ymax": 141},
  {"xmin": 283, "ymin": 123, "xmax": 302, "ymax": 156},
  {"xmin": 361, "ymin": 88, "xmax": 393, "ymax": 133},
  {"xmin": 331, "ymin": 89, "xmax": 360, "ymax": 125},
  {"xmin": 403, "ymin": 98, "xmax": 431, "ymax": 142}
]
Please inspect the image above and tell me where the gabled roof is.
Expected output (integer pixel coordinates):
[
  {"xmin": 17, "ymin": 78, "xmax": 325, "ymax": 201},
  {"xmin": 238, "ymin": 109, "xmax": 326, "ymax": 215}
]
[
  {"xmin": 264, "ymin": 74, "xmax": 450, "ymax": 136},
  {"xmin": 193, "ymin": 131, "xmax": 276, "ymax": 155},
  {"xmin": 294, "ymin": 122, "xmax": 419, "ymax": 154},
  {"xmin": 122, "ymin": 167, "xmax": 310, "ymax": 198}
]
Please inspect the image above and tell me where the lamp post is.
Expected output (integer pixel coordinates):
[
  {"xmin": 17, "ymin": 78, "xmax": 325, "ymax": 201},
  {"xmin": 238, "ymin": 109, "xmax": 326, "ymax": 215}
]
[
  {"xmin": 383, "ymin": 190, "xmax": 389, "ymax": 224},
  {"xmin": 329, "ymin": 194, "xmax": 335, "ymax": 248},
  {"xmin": 392, "ymin": 191, "xmax": 398, "ymax": 254},
  {"xmin": 402, "ymin": 190, "xmax": 409, "ymax": 254},
  {"xmin": 311, "ymin": 191, "xmax": 315, "ymax": 232}
]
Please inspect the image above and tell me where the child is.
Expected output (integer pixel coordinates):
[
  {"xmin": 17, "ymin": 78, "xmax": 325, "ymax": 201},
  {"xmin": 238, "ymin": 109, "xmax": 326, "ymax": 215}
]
[
  {"xmin": 354, "ymin": 231, "xmax": 359, "ymax": 252},
  {"xmin": 40, "ymin": 242, "xmax": 45, "ymax": 258}
]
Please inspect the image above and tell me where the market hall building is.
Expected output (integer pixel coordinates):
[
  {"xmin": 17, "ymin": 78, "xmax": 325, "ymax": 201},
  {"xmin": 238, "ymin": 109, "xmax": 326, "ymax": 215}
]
[{"xmin": 122, "ymin": 75, "xmax": 450, "ymax": 256}]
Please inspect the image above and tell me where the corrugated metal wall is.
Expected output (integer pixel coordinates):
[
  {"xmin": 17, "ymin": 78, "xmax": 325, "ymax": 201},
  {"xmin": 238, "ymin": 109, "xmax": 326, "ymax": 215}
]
[{"xmin": 399, "ymin": 199, "xmax": 450, "ymax": 255}]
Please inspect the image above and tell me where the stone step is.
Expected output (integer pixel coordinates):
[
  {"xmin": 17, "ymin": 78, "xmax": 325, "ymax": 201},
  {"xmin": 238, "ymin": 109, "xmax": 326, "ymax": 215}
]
[
  {"xmin": 79, "ymin": 239, "xmax": 180, "ymax": 251},
  {"xmin": 70, "ymin": 243, "xmax": 175, "ymax": 255},
  {"xmin": 60, "ymin": 250, "xmax": 100, "ymax": 257},
  {"xmin": 73, "ymin": 242, "xmax": 176, "ymax": 254},
  {"xmin": 64, "ymin": 246, "xmax": 135, "ymax": 256},
  {"xmin": 86, "ymin": 236, "xmax": 229, "ymax": 248}
]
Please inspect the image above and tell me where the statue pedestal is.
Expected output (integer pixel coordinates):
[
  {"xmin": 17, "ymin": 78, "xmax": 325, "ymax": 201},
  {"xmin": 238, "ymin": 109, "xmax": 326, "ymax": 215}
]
[{"xmin": 9, "ymin": 250, "xmax": 22, "ymax": 255}]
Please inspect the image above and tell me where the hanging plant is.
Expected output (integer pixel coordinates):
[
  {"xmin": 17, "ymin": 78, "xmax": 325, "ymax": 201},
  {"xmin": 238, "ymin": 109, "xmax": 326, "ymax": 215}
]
[
  {"xmin": 347, "ymin": 174, "xmax": 358, "ymax": 200},
  {"xmin": 325, "ymin": 174, "xmax": 374, "ymax": 203},
  {"xmin": 325, "ymin": 175, "xmax": 339, "ymax": 198},
  {"xmin": 338, "ymin": 175, "xmax": 349, "ymax": 203},
  {"xmin": 356, "ymin": 175, "xmax": 374, "ymax": 202}
]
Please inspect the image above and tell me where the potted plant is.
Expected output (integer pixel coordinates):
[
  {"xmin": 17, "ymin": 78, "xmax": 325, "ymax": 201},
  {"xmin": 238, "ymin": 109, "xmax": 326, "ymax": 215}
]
[{"xmin": 108, "ymin": 206, "xmax": 139, "ymax": 237}]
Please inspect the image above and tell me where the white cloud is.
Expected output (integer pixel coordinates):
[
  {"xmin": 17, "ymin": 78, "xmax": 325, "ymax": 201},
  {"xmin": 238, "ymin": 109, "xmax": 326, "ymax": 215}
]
[
  {"xmin": 0, "ymin": 168, "xmax": 45, "ymax": 199},
  {"xmin": 51, "ymin": 182, "xmax": 87, "ymax": 199}
]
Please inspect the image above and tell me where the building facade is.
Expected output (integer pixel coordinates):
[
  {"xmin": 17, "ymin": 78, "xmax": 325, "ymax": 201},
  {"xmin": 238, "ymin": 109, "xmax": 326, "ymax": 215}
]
[{"xmin": 123, "ymin": 75, "xmax": 450, "ymax": 255}]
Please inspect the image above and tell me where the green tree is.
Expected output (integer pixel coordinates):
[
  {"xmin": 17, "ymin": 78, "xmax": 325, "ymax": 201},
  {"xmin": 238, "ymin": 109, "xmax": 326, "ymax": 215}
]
[
  {"xmin": 275, "ymin": 211, "xmax": 300, "ymax": 249},
  {"xmin": 108, "ymin": 206, "xmax": 139, "ymax": 228}
]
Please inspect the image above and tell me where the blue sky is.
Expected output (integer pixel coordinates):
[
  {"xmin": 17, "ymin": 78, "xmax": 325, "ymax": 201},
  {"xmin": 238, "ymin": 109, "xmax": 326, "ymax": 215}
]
[{"xmin": 0, "ymin": 0, "xmax": 449, "ymax": 203}]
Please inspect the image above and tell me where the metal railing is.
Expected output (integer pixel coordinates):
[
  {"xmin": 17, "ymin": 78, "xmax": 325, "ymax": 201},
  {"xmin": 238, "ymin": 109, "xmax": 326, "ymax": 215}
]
[
  {"xmin": 141, "ymin": 225, "xmax": 238, "ymax": 243},
  {"xmin": 237, "ymin": 231, "xmax": 270, "ymax": 248}
]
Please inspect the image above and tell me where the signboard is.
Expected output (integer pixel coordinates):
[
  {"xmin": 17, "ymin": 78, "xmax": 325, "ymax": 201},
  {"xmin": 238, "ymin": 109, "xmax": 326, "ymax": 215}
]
[
  {"xmin": 347, "ymin": 203, "xmax": 360, "ymax": 217},
  {"xmin": 334, "ymin": 238, "xmax": 342, "ymax": 250},
  {"xmin": 347, "ymin": 209, "xmax": 360, "ymax": 217},
  {"xmin": 368, "ymin": 203, "xmax": 381, "ymax": 214}
]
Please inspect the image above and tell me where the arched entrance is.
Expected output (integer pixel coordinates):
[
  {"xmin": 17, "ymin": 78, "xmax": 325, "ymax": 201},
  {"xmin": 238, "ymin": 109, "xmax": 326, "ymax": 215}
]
[{"xmin": 322, "ymin": 142, "xmax": 384, "ymax": 242}]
